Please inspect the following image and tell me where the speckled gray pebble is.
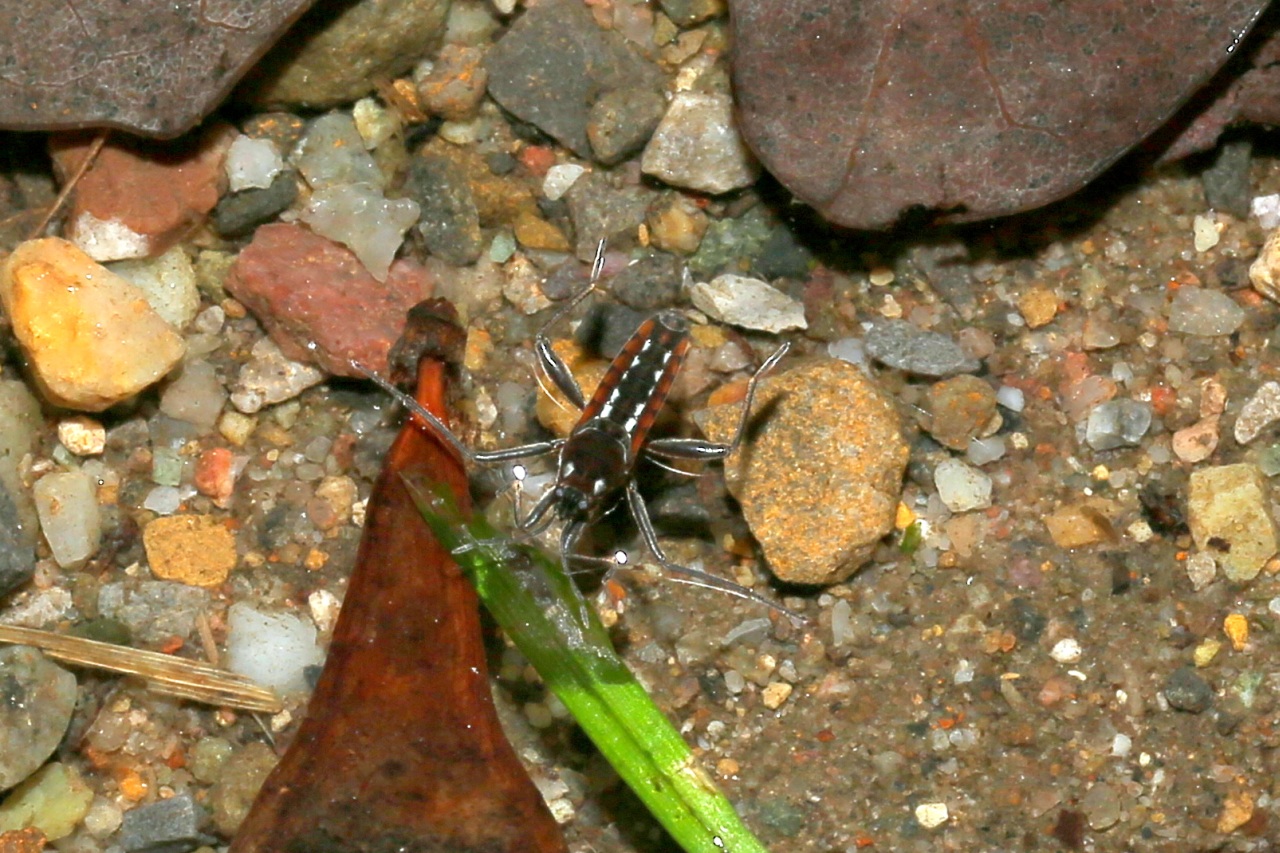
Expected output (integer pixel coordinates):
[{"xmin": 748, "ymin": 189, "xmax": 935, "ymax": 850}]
[
  {"xmin": 1164, "ymin": 666, "xmax": 1213, "ymax": 713},
  {"xmin": 0, "ymin": 483, "xmax": 34, "ymax": 597},
  {"xmin": 0, "ymin": 646, "xmax": 77, "ymax": 790},
  {"xmin": 864, "ymin": 319, "xmax": 979, "ymax": 377},
  {"xmin": 97, "ymin": 581, "xmax": 212, "ymax": 644},
  {"xmin": 404, "ymin": 151, "xmax": 483, "ymax": 266},
  {"xmin": 607, "ymin": 251, "xmax": 682, "ymax": 310},
  {"xmin": 1085, "ymin": 399, "xmax": 1152, "ymax": 450},
  {"xmin": 565, "ymin": 171, "xmax": 652, "ymax": 260},
  {"xmin": 1235, "ymin": 381, "xmax": 1280, "ymax": 445},
  {"xmin": 587, "ymin": 85, "xmax": 665, "ymax": 166},
  {"xmin": 1167, "ymin": 286, "xmax": 1245, "ymax": 336},
  {"xmin": 119, "ymin": 792, "xmax": 210, "ymax": 853}
]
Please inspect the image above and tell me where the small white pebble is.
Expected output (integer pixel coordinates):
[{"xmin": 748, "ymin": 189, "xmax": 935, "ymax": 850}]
[
  {"xmin": 225, "ymin": 135, "xmax": 283, "ymax": 193},
  {"xmin": 1111, "ymin": 733, "xmax": 1132, "ymax": 757},
  {"xmin": 308, "ymin": 589, "xmax": 342, "ymax": 634},
  {"xmin": 1253, "ymin": 194, "xmax": 1280, "ymax": 230},
  {"xmin": 915, "ymin": 801, "xmax": 949, "ymax": 828},
  {"xmin": 57, "ymin": 416, "xmax": 106, "ymax": 456},
  {"xmin": 1050, "ymin": 638, "xmax": 1082, "ymax": 664},
  {"xmin": 1186, "ymin": 552, "xmax": 1216, "ymax": 591},
  {"xmin": 995, "ymin": 385, "xmax": 1025, "ymax": 412},
  {"xmin": 1193, "ymin": 213, "xmax": 1220, "ymax": 252},
  {"xmin": 543, "ymin": 164, "xmax": 586, "ymax": 201}
]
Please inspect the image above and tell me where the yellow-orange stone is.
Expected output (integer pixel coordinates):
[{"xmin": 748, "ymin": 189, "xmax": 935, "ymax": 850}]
[
  {"xmin": 0, "ymin": 238, "xmax": 185, "ymax": 411},
  {"xmin": 143, "ymin": 515, "xmax": 237, "ymax": 587}
]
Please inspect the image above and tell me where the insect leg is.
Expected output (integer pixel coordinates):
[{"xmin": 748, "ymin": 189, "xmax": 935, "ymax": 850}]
[
  {"xmin": 530, "ymin": 239, "xmax": 609, "ymax": 410},
  {"xmin": 645, "ymin": 341, "xmax": 791, "ymax": 462},
  {"xmin": 623, "ymin": 483, "xmax": 802, "ymax": 620}
]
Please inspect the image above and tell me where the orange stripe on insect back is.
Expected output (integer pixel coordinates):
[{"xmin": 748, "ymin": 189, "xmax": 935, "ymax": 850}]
[
  {"xmin": 628, "ymin": 334, "xmax": 690, "ymax": 459},
  {"xmin": 580, "ymin": 316, "xmax": 658, "ymax": 420}
]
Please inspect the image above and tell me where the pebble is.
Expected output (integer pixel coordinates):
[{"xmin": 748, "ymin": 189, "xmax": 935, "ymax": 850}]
[
  {"xmin": 1017, "ymin": 286, "xmax": 1059, "ymax": 328},
  {"xmin": 502, "ymin": 255, "xmax": 553, "ymax": 314},
  {"xmin": 1202, "ymin": 139, "xmax": 1252, "ymax": 219},
  {"xmin": 1080, "ymin": 782, "xmax": 1121, "ymax": 830},
  {"xmin": 690, "ymin": 274, "xmax": 807, "ymax": 333},
  {"xmin": 1187, "ymin": 463, "xmax": 1277, "ymax": 581},
  {"xmin": 565, "ymin": 171, "xmax": 653, "ymax": 260},
  {"xmin": 117, "ymin": 792, "xmax": 205, "ymax": 852},
  {"xmin": 82, "ymin": 796, "xmax": 123, "ymax": 838},
  {"xmin": 1084, "ymin": 399, "xmax": 1152, "ymax": 450},
  {"xmin": 224, "ymin": 602, "xmax": 325, "ymax": 694},
  {"xmin": 0, "ymin": 762, "xmax": 92, "ymax": 840},
  {"xmin": 195, "ymin": 448, "xmax": 239, "ymax": 506},
  {"xmin": 1172, "ymin": 416, "xmax": 1220, "ymax": 463},
  {"xmin": 51, "ymin": 125, "xmax": 235, "ymax": 261},
  {"xmin": 1192, "ymin": 213, "xmax": 1220, "ymax": 252},
  {"xmin": 542, "ymin": 164, "xmax": 587, "ymax": 202},
  {"xmin": 925, "ymin": 375, "xmax": 999, "ymax": 451},
  {"xmin": 1234, "ymin": 381, "xmax": 1280, "ymax": 444},
  {"xmin": 1164, "ymin": 666, "xmax": 1213, "ymax": 713},
  {"xmin": 588, "ymin": 84, "xmax": 666, "ymax": 165},
  {"xmin": 300, "ymin": 183, "xmax": 420, "ymax": 281},
  {"xmin": 403, "ymin": 148, "xmax": 484, "ymax": 266},
  {"xmin": 1049, "ymin": 638, "xmax": 1082, "ymax": 664},
  {"xmin": 0, "ymin": 238, "xmax": 186, "ymax": 411},
  {"xmin": 229, "ymin": 338, "xmax": 327, "ymax": 414},
  {"xmin": 0, "ymin": 647, "xmax": 76, "ymax": 791},
  {"xmin": 646, "ymin": 192, "xmax": 709, "ymax": 256},
  {"xmin": 416, "ymin": 44, "xmax": 489, "ymax": 121},
  {"xmin": 56, "ymin": 416, "xmax": 106, "ymax": 457},
  {"xmin": 1167, "ymin": 286, "xmax": 1244, "ymax": 336},
  {"xmin": 1218, "ymin": 789, "xmax": 1255, "ymax": 835},
  {"xmin": 914, "ymin": 802, "xmax": 949, "ymax": 829},
  {"xmin": 761, "ymin": 681, "xmax": 793, "ymax": 709},
  {"xmin": 933, "ymin": 459, "xmax": 993, "ymax": 513},
  {"xmin": 605, "ymin": 251, "xmax": 681, "ymax": 310},
  {"xmin": 0, "ymin": 380, "xmax": 41, "ymax": 538},
  {"xmin": 658, "ymin": 0, "xmax": 725, "ymax": 25},
  {"xmin": 224, "ymin": 223, "xmax": 430, "ymax": 377},
  {"xmin": 485, "ymin": 0, "xmax": 664, "ymax": 158},
  {"xmin": 212, "ymin": 170, "xmax": 299, "ymax": 239},
  {"xmin": 32, "ymin": 470, "xmax": 101, "ymax": 569},
  {"xmin": 142, "ymin": 486, "xmax": 184, "ymax": 516},
  {"xmin": 225, "ymin": 135, "xmax": 283, "ymax": 192},
  {"xmin": 641, "ymin": 92, "xmax": 761, "ymax": 194},
  {"xmin": 97, "ymin": 581, "xmax": 210, "ymax": 644},
  {"xmin": 697, "ymin": 360, "xmax": 908, "ymax": 585},
  {"xmin": 159, "ymin": 361, "xmax": 226, "ymax": 429},
  {"xmin": 863, "ymin": 319, "xmax": 979, "ymax": 377},
  {"xmin": 207, "ymin": 742, "xmax": 278, "ymax": 837},
  {"xmin": 512, "ymin": 210, "xmax": 570, "ymax": 252},
  {"xmin": 1224, "ymin": 612, "xmax": 1249, "ymax": 651},
  {"xmin": 1186, "ymin": 551, "xmax": 1217, "ymax": 590},
  {"xmin": 1043, "ymin": 502, "xmax": 1115, "ymax": 548},
  {"xmin": 0, "ymin": 489, "xmax": 33, "ymax": 598},
  {"xmin": 107, "ymin": 246, "xmax": 201, "ymax": 329},
  {"xmin": 142, "ymin": 515, "xmax": 237, "ymax": 587},
  {"xmin": 293, "ymin": 113, "xmax": 383, "ymax": 191},
  {"xmin": 1252, "ymin": 194, "xmax": 1280, "ymax": 230},
  {"xmin": 1250, "ymin": 227, "xmax": 1280, "ymax": 302}
]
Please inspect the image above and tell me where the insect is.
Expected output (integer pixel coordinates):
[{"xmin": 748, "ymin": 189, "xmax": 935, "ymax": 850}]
[{"xmin": 359, "ymin": 249, "xmax": 793, "ymax": 615}]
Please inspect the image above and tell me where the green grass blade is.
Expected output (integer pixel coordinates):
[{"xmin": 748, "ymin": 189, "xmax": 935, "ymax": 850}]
[{"xmin": 402, "ymin": 474, "xmax": 770, "ymax": 853}]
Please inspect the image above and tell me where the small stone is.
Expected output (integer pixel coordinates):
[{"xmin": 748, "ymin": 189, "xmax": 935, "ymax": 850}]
[
  {"xmin": 1081, "ymin": 314, "xmax": 1122, "ymax": 349},
  {"xmin": 403, "ymin": 149, "xmax": 484, "ymax": 267},
  {"xmin": 588, "ymin": 85, "xmax": 665, "ymax": 165},
  {"xmin": 159, "ymin": 361, "xmax": 226, "ymax": 430},
  {"xmin": 0, "ymin": 763, "xmax": 92, "ymax": 840},
  {"xmin": 293, "ymin": 113, "xmax": 383, "ymax": 191},
  {"xmin": 194, "ymin": 448, "xmax": 238, "ymax": 506},
  {"xmin": 933, "ymin": 459, "xmax": 992, "ymax": 513},
  {"xmin": 485, "ymin": 0, "xmax": 663, "ymax": 157},
  {"xmin": 607, "ymin": 252, "xmax": 682, "ymax": 310},
  {"xmin": 1252, "ymin": 194, "xmax": 1280, "ymax": 230},
  {"xmin": 1043, "ymin": 503, "xmax": 1115, "ymax": 549},
  {"xmin": 1234, "ymin": 381, "xmax": 1280, "ymax": 444},
  {"xmin": 108, "ymin": 246, "xmax": 201, "ymax": 329},
  {"xmin": 225, "ymin": 135, "xmax": 283, "ymax": 192},
  {"xmin": 646, "ymin": 193, "xmax": 709, "ymax": 256},
  {"xmin": 56, "ymin": 416, "xmax": 106, "ymax": 457},
  {"xmin": 914, "ymin": 802, "xmax": 948, "ymax": 829},
  {"xmin": 1186, "ymin": 552, "xmax": 1217, "ymax": 591},
  {"xmin": 0, "ymin": 238, "xmax": 186, "ymax": 411},
  {"xmin": 1171, "ymin": 416, "xmax": 1219, "ymax": 463},
  {"xmin": 1223, "ymin": 613, "xmax": 1249, "ymax": 651},
  {"xmin": 82, "ymin": 797, "xmax": 123, "ymax": 838},
  {"xmin": 0, "ymin": 647, "xmax": 77, "ymax": 792},
  {"xmin": 300, "ymin": 183, "xmax": 420, "ymax": 281},
  {"xmin": 1049, "ymin": 638, "xmax": 1082, "ymax": 664},
  {"xmin": 512, "ymin": 211, "xmax": 570, "ymax": 252},
  {"xmin": 225, "ymin": 224, "xmax": 431, "ymax": 377},
  {"xmin": 1187, "ymin": 463, "xmax": 1277, "ymax": 581},
  {"xmin": 416, "ymin": 44, "xmax": 489, "ymax": 121},
  {"xmin": 224, "ymin": 603, "xmax": 325, "ymax": 694},
  {"xmin": 33, "ymin": 471, "xmax": 101, "ymax": 569},
  {"xmin": 1084, "ymin": 399, "xmax": 1152, "ymax": 451},
  {"xmin": 543, "ymin": 164, "xmax": 586, "ymax": 202},
  {"xmin": 230, "ymin": 338, "xmax": 326, "ymax": 414},
  {"xmin": 641, "ymin": 92, "xmax": 760, "ymax": 194},
  {"xmin": 1250, "ymin": 228, "xmax": 1280, "ymax": 302},
  {"xmin": 212, "ymin": 171, "xmax": 299, "ymax": 239},
  {"xmin": 51, "ymin": 125, "xmax": 234, "ymax": 261},
  {"xmin": 565, "ymin": 171, "xmax": 653, "ymax": 260},
  {"xmin": 143, "ymin": 515, "xmax": 237, "ymax": 587},
  {"xmin": 690, "ymin": 274, "xmax": 807, "ymax": 333},
  {"xmin": 207, "ymin": 742, "xmax": 278, "ymax": 837},
  {"xmin": 925, "ymin": 375, "xmax": 999, "ymax": 451},
  {"xmin": 658, "ymin": 0, "xmax": 725, "ymax": 25},
  {"xmin": 1202, "ymin": 138, "xmax": 1252, "ymax": 218},
  {"xmin": 1194, "ymin": 637, "xmax": 1222, "ymax": 667},
  {"xmin": 117, "ymin": 793, "xmax": 204, "ymax": 853},
  {"xmin": 1164, "ymin": 666, "xmax": 1213, "ymax": 713},
  {"xmin": 1193, "ymin": 213, "xmax": 1220, "ymax": 252},
  {"xmin": 698, "ymin": 360, "xmax": 908, "ymax": 585},
  {"xmin": 502, "ymin": 255, "xmax": 553, "ymax": 315},
  {"xmin": 218, "ymin": 411, "xmax": 258, "ymax": 446},
  {"xmin": 352, "ymin": 97, "xmax": 398, "ymax": 149},
  {"xmin": 1080, "ymin": 782, "xmax": 1121, "ymax": 830},
  {"xmin": 97, "ymin": 581, "xmax": 211, "ymax": 647},
  {"xmin": 864, "ymin": 319, "xmax": 979, "ymax": 377},
  {"xmin": 1017, "ymin": 286, "xmax": 1058, "ymax": 328},
  {"xmin": 761, "ymin": 681, "xmax": 793, "ymax": 709},
  {"xmin": 1167, "ymin": 286, "xmax": 1244, "ymax": 336},
  {"xmin": 1218, "ymin": 789, "xmax": 1255, "ymax": 834}
]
